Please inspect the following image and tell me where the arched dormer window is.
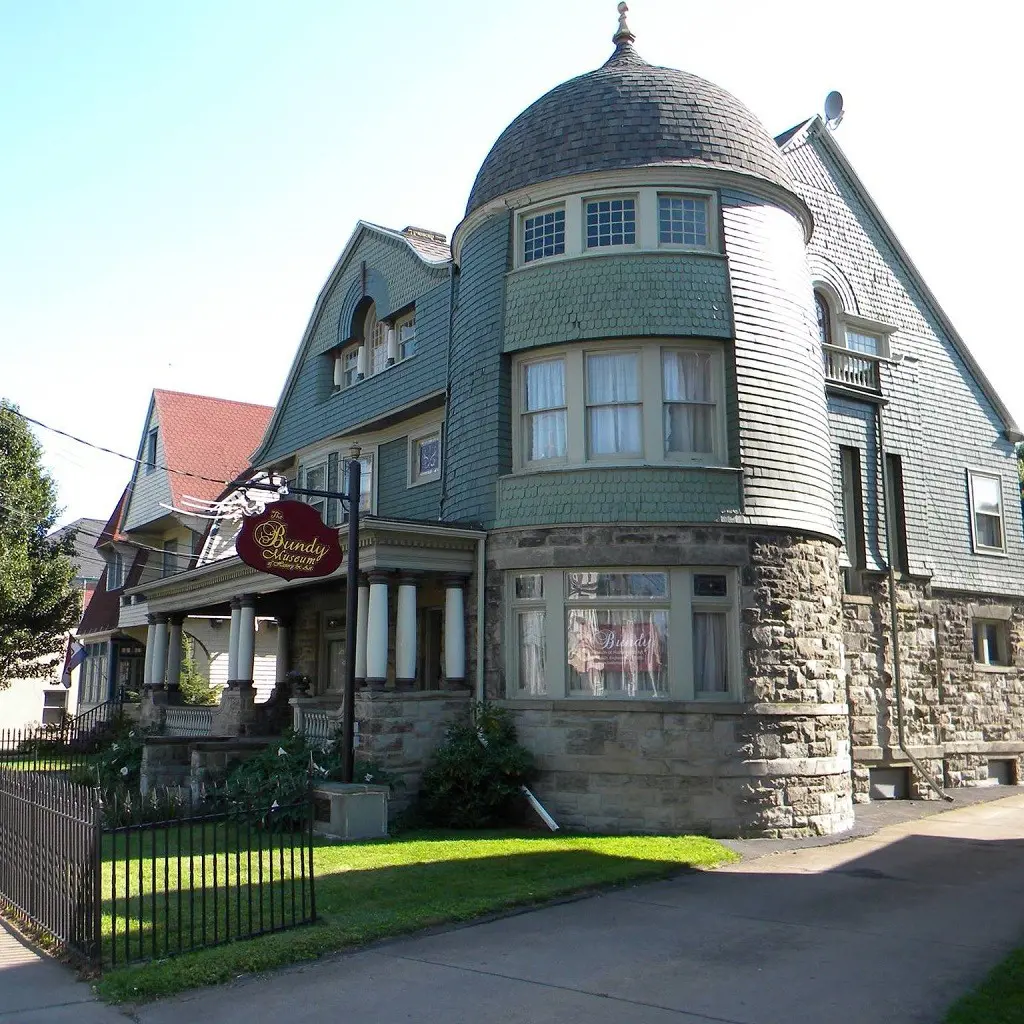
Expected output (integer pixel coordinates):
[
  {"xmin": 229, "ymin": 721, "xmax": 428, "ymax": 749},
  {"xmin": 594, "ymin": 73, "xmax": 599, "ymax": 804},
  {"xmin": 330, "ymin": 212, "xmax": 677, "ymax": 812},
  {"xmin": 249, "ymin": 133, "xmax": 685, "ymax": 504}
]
[
  {"xmin": 814, "ymin": 289, "xmax": 833, "ymax": 348},
  {"xmin": 331, "ymin": 298, "xmax": 418, "ymax": 393},
  {"xmin": 363, "ymin": 303, "xmax": 388, "ymax": 375}
]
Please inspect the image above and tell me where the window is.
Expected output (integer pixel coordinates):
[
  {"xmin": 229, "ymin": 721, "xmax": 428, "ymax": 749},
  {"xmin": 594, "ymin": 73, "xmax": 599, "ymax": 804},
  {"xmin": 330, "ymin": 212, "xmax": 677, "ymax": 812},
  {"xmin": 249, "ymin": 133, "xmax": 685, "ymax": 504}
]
[
  {"xmin": 335, "ymin": 347, "xmax": 359, "ymax": 390},
  {"xmin": 521, "ymin": 358, "xmax": 567, "ymax": 463},
  {"xmin": 658, "ymin": 194, "xmax": 709, "ymax": 247},
  {"xmin": 299, "ymin": 451, "xmax": 373, "ymax": 523},
  {"xmin": 41, "ymin": 690, "xmax": 67, "ymax": 726},
  {"xmin": 340, "ymin": 454, "xmax": 374, "ymax": 516},
  {"xmin": 410, "ymin": 431, "xmax": 442, "ymax": 486},
  {"xmin": 884, "ymin": 454, "xmax": 910, "ymax": 573},
  {"xmin": 513, "ymin": 341, "xmax": 725, "ymax": 470},
  {"xmin": 968, "ymin": 471, "xmax": 1006, "ymax": 553},
  {"xmin": 586, "ymin": 352, "xmax": 642, "ymax": 457},
  {"xmin": 108, "ymin": 550, "xmax": 124, "ymax": 590},
  {"xmin": 839, "ymin": 447, "xmax": 867, "ymax": 570},
  {"xmin": 974, "ymin": 620, "xmax": 1011, "ymax": 666},
  {"xmin": 396, "ymin": 313, "xmax": 416, "ymax": 360},
  {"xmin": 301, "ymin": 461, "xmax": 328, "ymax": 520},
  {"xmin": 814, "ymin": 291, "xmax": 833, "ymax": 347},
  {"xmin": 162, "ymin": 539, "xmax": 178, "ymax": 578},
  {"xmin": 663, "ymin": 350, "xmax": 715, "ymax": 456},
  {"xmin": 523, "ymin": 207, "xmax": 565, "ymax": 263},
  {"xmin": 509, "ymin": 567, "xmax": 737, "ymax": 700},
  {"xmin": 585, "ymin": 197, "xmax": 636, "ymax": 248},
  {"xmin": 366, "ymin": 306, "xmax": 388, "ymax": 375},
  {"xmin": 145, "ymin": 429, "xmax": 158, "ymax": 474},
  {"xmin": 844, "ymin": 329, "xmax": 882, "ymax": 356}
]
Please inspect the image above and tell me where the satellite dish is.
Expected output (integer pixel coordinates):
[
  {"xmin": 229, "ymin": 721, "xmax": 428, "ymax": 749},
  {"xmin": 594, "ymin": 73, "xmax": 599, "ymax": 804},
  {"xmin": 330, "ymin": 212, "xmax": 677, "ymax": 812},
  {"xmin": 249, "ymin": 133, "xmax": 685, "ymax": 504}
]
[{"xmin": 824, "ymin": 90, "xmax": 844, "ymax": 130}]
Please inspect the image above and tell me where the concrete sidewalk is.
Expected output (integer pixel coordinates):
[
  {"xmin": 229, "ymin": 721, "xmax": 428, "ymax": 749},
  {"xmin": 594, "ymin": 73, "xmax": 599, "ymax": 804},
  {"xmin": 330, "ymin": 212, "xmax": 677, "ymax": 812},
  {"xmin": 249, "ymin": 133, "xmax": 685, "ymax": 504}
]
[
  {"xmin": 4, "ymin": 792, "xmax": 1024, "ymax": 1023},
  {"xmin": 132, "ymin": 792, "xmax": 1024, "ymax": 1024}
]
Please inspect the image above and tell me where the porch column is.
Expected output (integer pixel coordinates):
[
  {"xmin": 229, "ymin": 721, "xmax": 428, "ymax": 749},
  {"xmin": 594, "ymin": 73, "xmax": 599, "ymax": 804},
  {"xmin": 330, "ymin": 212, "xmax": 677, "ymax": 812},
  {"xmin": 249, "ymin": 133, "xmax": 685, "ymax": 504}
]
[
  {"xmin": 443, "ymin": 575, "xmax": 467, "ymax": 688},
  {"xmin": 395, "ymin": 573, "xmax": 418, "ymax": 689},
  {"xmin": 275, "ymin": 618, "xmax": 291, "ymax": 681},
  {"xmin": 236, "ymin": 594, "xmax": 257, "ymax": 687},
  {"xmin": 365, "ymin": 571, "xmax": 390, "ymax": 689},
  {"xmin": 227, "ymin": 597, "xmax": 241, "ymax": 683},
  {"xmin": 150, "ymin": 614, "xmax": 170, "ymax": 688},
  {"xmin": 165, "ymin": 614, "xmax": 184, "ymax": 692},
  {"xmin": 354, "ymin": 576, "xmax": 370, "ymax": 685},
  {"xmin": 105, "ymin": 639, "xmax": 118, "ymax": 702},
  {"xmin": 143, "ymin": 616, "xmax": 156, "ymax": 687}
]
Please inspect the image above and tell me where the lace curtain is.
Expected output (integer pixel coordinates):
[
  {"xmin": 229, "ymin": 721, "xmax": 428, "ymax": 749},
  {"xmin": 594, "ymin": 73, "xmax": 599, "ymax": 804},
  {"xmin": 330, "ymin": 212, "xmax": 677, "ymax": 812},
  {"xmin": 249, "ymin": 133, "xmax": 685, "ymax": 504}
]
[
  {"xmin": 523, "ymin": 360, "xmax": 567, "ymax": 460},
  {"xmin": 663, "ymin": 351, "xmax": 714, "ymax": 454},
  {"xmin": 587, "ymin": 352, "xmax": 641, "ymax": 456}
]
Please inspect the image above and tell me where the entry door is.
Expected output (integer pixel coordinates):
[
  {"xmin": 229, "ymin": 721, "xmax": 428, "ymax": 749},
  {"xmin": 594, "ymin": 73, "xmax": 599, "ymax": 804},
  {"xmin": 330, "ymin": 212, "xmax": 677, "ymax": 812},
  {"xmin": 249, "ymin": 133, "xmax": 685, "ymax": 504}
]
[
  {"xmin": 327, "ymin": 638, "xmax": 346, "ymax": 693},
  {"xmin": 419, "ymin": 609, "xmax": 443, "ymax": 690}
]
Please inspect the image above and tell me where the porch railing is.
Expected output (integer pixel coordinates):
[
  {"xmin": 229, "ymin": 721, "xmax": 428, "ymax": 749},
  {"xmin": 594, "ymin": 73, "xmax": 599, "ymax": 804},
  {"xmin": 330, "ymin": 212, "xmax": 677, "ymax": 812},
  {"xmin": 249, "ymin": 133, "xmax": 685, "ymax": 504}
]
[
  {"xmin": 822, "ymin": 344, "xmax": 882, "ymax": 393},
  {"xmin": 292, "ymin": 704, "xmax": 338, "ymax": 750},
  {"xmin": 164, "ymin": 707, "xmax": 215, "ymax": 737}
]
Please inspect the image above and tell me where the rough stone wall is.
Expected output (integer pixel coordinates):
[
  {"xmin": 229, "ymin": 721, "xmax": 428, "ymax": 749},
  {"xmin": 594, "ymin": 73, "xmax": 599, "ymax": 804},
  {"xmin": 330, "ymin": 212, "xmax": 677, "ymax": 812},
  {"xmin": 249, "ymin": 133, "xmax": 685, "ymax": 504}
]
[
  {"xmin": 844, "ymin": 577, "xmax": 1024, "ymax": 801},
  {"xmin": 354, "ymin": 691, "xmax": 472, "ymax": 813},
  {"xmin": 486, "ymin": 523, "xmax": 854, "ymax": 838}
]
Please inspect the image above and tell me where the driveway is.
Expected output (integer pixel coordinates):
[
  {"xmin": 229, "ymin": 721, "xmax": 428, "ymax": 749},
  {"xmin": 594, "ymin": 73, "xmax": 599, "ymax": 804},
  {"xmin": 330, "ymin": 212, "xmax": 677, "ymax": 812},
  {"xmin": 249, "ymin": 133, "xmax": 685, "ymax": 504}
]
[{"xmin": 4, "ymin": 791, "xmax": 1024, "ymax": 1024}]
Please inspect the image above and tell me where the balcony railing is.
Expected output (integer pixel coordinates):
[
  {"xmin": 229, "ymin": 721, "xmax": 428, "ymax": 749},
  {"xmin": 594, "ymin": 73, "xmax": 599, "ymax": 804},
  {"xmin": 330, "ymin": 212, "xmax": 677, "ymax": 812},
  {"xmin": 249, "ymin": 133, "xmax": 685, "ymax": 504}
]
[
  {"xmin": 822, "ymin": 344, "xmax": 882, "ymax": 393},
  {"xmin": 164, "ymin": 706, "xmax": 214, "ymax": 737}
]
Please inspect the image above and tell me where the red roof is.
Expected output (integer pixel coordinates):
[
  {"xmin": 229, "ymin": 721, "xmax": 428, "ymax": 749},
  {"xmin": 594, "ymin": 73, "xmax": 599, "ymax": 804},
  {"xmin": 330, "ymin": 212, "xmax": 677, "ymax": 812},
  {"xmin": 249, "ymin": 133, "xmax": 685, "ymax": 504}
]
[
  {"xmin": 97, "ymin": 486, "xmax": 130, "ymax": 547},
  {"xmin": 152, "ymin": 390, "xmax": 273, "ymax": 509},
  {"xmin": 78, "ymin": 550, "xmax": 149, "ymax": 636}
]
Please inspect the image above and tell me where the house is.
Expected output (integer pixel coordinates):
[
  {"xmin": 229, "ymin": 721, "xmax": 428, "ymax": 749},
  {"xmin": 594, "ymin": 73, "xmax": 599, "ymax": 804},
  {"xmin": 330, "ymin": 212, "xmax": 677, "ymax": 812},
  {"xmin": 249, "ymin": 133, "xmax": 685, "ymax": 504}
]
[
  {"xmin": 127, "ymin": 7, "xmax": 1024, "ymax": 835},
  {"xmin": 76, "ymin": 390, "xmax": 278, "ymax": 723},
  {"xmin": 0, "ymin": 517, "xmax": 105, "ymax": 729}
]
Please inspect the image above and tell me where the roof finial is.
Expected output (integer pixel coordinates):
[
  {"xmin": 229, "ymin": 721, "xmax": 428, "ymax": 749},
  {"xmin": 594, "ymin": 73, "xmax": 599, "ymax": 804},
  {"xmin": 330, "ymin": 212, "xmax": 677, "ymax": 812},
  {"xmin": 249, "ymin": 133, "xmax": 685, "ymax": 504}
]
[{"xmin": 613, "ymin": 2, "xmax": 635, "ymax": 47}]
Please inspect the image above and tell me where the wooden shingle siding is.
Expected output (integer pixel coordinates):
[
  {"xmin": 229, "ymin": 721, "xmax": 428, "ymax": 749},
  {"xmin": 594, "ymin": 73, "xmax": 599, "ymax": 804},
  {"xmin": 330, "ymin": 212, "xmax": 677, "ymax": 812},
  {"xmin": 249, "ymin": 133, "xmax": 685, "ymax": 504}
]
[
  {"xmin": 378, "ymin": 436, "xmax": 441, "ymax": 521},
  {"xmin": 122, "ymin": 402, "xmax": 173, "ymax": 532},
  {"xmin": 444, "ymin": 211, "xmax": 512, "ymax": 526},
  {"xmin": 503, "ymin": 252, "xmax": 731, "ymax": 352},
  {"xmin": 785, "ymin": 131, "xmax": 1024, "ymax": 595},
  {"xmin": 721, "ymin": 191, "xmax": 839, "ymax": 539},
  {"xmin": 258, "ymin": 230, "xmax": 450, "ymax": 466}
]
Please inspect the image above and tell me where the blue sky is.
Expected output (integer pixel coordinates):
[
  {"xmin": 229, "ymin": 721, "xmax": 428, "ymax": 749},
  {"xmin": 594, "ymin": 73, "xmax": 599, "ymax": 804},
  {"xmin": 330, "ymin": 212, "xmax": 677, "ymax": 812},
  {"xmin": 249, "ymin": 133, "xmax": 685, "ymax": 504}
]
[{"xmin": 1, "ymin": 0, "xmax": 1018, "ymax": 525}]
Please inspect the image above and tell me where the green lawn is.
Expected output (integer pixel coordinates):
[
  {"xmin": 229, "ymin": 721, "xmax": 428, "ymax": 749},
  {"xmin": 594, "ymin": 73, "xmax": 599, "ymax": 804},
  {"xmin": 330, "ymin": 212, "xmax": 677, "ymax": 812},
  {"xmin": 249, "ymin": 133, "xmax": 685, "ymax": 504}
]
[
  {"xmin": 96, "ymin": 829, "xmax": 736, "ymax": 1004},
  {"xmin": 945, "ymin": 948, "xmax": 1024, "ymax": 1024}
]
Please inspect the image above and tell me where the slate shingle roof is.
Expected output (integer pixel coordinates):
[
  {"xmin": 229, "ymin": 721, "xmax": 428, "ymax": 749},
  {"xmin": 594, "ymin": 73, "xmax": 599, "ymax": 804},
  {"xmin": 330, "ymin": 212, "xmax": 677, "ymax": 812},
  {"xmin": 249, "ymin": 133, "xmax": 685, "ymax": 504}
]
[{"xmin": 466, "ymin": 42, "xmax": 795, "ymax": 216}]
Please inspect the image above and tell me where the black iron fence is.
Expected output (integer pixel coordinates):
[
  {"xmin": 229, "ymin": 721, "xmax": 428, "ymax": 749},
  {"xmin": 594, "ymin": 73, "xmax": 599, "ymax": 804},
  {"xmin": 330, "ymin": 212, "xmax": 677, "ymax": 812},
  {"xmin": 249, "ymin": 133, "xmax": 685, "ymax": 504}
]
[
  {"xmin": 0, "ymin": 764, "xmax": 317, "ymax": 968},
  {"xmin": 0, "ymin": 705, "xmax": 125, "ymax": 773}
]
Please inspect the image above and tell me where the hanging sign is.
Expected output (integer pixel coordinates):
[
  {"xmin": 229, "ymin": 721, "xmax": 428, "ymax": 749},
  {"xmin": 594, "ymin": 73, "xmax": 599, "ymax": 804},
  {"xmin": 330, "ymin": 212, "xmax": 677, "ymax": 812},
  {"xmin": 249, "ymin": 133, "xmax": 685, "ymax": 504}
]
[{"xmin": 236, "ymin": 501, "xmax": 343, "ymax": 581}]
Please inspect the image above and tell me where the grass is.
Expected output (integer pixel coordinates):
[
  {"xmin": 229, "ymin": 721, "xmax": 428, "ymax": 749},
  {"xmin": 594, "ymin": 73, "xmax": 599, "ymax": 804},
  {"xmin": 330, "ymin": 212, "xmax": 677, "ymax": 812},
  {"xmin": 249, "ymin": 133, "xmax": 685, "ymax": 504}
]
[
  {"xmin": 945, "ymin": 947, "xmax": 1024, "ymax": 1024},
  {"xmin": 95, "ymin": 829, "xmax": 736, "ymax": 1004}
]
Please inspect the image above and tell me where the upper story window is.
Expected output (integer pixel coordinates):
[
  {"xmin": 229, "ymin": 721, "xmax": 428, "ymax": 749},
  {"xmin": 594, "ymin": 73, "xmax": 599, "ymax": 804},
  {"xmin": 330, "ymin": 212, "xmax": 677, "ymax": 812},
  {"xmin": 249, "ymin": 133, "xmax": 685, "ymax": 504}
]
[
  {"xmin": 396, "ymin": 311, "xmax": 416, "ymax": 360},
  {"xmin": 333, "ymin": 301, "xmax": 417, "ymax": 393},
  {"xmin": 585, "ymin": 197, "xmax": 636, "ymax": 249},
  {"xmin": 298, "ymin": 451, "xmax": 374, "ymax": 525},
  {"xmin": 513, "ymin": 340, "xmax": 725, "ymax": 471},
  {"xmin": 108, "ymin": 550, "xmax": 125, "ymax": 590},
  {"xmin": 162, "ymin": 539, "xmax": 178, "ymax": 578},
  {"xmin": 658, "ymin": 194, "xmax": 709, "ymax": 248},
  {"xmin": 523, "ymin": 207, "xmax": 566, "ymax": 263},
  {"xmin": 968, "ymin": 470, "xmax": 1006, "ymax": 554},
  {"xmin": 409, "ymin": 429, "xmax": 442, "ymax": 486},
  {"xmin": 814, "ymin": 290, "xmax": 833, "ymax": 347},
  {"xmin": 145, "ymin": 429, "xmax": 158, "ymax": 474}
]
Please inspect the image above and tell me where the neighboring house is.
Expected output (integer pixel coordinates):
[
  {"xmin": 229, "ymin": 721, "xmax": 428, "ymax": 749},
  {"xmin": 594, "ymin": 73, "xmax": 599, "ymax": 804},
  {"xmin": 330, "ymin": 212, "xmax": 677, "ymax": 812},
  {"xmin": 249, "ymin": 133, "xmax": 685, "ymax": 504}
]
[
  {"xmin": 76, "ymin": 391, "xmax": 277, "ymax": 711},
  {"xmin": 0, "ymin": 517, "xmax": 105, "ymax": 729},
  {"xmin": 125, "ymin": 10, "xmax": 1024, "ymax": 836}
]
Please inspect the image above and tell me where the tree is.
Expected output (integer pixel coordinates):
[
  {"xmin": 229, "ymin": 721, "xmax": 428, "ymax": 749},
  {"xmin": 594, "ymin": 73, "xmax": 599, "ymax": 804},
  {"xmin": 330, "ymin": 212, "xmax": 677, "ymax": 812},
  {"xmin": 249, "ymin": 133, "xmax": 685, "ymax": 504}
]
[
  {"xmin": 179, "ymin": 634, "xmax": 220, "ymax": 705},
  {"xmin": 0, "ymin": 400, "xmax": 81, "ymax": 688}
]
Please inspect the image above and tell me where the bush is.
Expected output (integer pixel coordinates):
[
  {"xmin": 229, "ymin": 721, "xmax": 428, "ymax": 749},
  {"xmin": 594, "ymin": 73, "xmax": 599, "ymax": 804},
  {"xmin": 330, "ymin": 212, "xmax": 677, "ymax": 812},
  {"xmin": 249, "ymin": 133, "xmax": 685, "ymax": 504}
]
[
  {"xmin": 412, "ymin": 702, "xmax": 536, "ymax": 829},
  {"xmin": 68, "ymin": 717, "xmax": 147, "ymax": 790},
  {"xmin": 180, "ymin": 635, "xmax": 221, "ymax": 706}
]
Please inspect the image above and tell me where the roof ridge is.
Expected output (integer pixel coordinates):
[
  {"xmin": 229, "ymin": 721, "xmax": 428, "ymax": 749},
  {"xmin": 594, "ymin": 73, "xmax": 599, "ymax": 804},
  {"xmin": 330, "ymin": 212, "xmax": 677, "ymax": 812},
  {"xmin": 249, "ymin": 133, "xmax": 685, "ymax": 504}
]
[{"xmin": 153, "ymin": 388, "xmax": 273, "ymax": 411}]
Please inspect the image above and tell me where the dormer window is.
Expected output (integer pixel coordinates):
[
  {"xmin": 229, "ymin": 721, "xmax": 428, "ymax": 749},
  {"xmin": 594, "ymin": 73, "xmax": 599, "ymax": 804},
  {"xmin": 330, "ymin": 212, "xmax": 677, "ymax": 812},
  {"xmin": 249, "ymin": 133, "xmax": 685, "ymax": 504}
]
[
  {"xmin": 145, "ymin": 429, "xmax": 158, "ymax": 474},
  {"xmin": 585, "ymin": 197, "xmax": 636, "ymax": 248},
  {"xmin": 332, "ymin": 300, "xmax": 418, "ymax": 393},
  {"xmin": 523, "ymin": 207, "xmax": 565, "ymax": 263},
  {"xmin": 814, "ymin": 290, "xmax": 833, "ymax": 347},
  {"xmin": 396, "ymin": 312, "xmax": 417, "ymax": 359}
]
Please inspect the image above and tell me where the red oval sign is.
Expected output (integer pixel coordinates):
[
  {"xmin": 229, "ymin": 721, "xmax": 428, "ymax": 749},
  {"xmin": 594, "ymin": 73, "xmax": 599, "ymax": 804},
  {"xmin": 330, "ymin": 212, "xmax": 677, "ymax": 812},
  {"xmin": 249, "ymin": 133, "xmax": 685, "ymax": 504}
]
[{"xmin": 237, "ymin": 501, "xmax": 343, "ymax": 581}]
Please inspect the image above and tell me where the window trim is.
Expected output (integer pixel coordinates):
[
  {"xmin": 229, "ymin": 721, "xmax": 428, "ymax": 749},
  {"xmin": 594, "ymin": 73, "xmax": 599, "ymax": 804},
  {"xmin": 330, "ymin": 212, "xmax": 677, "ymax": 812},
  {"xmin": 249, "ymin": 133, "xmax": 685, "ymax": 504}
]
[
  {"xmin": 967, "ymin": 469, "xmax": 1007, "ymax": 556},
  {"xmin": 408, "ymin": 425, "xmax": 443, "ymax": 487},
  {"xmin": 973, "ymin": 618, "xmax": 1012, "ymax": 667},
  {"xmin": 506, "ymin": 566, "xmax": 739, "ymax": 701},
  {"xmin": 512, "ymin": 340, "xmax": 727, "ymax": 472}
]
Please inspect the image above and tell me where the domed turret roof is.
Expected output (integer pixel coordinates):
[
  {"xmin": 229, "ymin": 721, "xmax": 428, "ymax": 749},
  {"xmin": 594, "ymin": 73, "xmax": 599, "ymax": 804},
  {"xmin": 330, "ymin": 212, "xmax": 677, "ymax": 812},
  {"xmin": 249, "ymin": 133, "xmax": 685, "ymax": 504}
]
[{"xmin": 465, "ymin": 9, "xmax": 793, "ymax": 216}]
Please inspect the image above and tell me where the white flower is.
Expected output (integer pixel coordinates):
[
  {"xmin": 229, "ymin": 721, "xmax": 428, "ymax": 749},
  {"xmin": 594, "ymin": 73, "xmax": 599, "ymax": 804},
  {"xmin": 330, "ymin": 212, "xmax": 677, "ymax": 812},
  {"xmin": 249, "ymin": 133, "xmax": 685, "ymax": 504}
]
[
  {"xmin": 270, "ymin": 800, "xmax": 279, "ymax": 811},
  {"xmin": 128, "ymin": 731, "xmax": 135, "ymax": 738},
  {"xmin": 112, "ymin": 743, "xmax": 119, "ymax": 751},
  {"xmin": 364, "ymin": 774, "xmax": 373, "ymax": 783},
  {"xmin": 277, "ymin": 747, "xmax": 287, "ymax": 757},
  {"xmin": 120, "ymin": 766, "xmax": 129, "ymax": 776}
]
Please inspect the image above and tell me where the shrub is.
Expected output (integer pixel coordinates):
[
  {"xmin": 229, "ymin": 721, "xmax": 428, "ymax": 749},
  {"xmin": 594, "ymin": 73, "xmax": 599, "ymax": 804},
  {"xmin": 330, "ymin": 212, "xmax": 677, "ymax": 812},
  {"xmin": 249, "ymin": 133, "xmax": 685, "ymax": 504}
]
[
  {"xmin": 413, "ymin": 702, "xmax": 536, "ymax": 829},
  {"xmin": 179, "ymin": 635, "xmax": 221, "ymax": 706},
  {"xmin": 68, "ymin": 717, "xmax": 146, "ymax": 790}
]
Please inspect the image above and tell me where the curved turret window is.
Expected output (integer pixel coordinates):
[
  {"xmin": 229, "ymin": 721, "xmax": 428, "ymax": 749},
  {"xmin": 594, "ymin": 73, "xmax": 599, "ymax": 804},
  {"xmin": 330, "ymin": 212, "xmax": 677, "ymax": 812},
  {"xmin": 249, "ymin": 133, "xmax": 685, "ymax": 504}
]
[{"xmin": 814, "ymin": 290, "xmax": 832, "ymax": 347}]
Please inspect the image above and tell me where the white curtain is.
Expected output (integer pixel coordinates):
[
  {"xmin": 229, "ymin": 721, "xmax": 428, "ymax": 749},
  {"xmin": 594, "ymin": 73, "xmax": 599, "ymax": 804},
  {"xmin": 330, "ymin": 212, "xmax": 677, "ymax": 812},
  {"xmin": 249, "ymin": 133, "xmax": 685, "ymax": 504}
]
[
  {"xmin": 693, "ymin": 611, "xmax": 727, "ymax": 693},
  {"xmin": 567, "ymin": 608, "xmax": 668, "ymax": 697},
  {"xmin": 587, "ymin": 353, "xmax": 641, "ymax": 455},
  {"xmin": 524, "ymin": 360, "xmax": 566, "ymax": 460},
  {"xmin": 517, "ymin": 611, "xmax": 546, "ymax": 694},
  {"xmin": 663, "ymin": 351, "xmax": 714, "ymax": 454}
]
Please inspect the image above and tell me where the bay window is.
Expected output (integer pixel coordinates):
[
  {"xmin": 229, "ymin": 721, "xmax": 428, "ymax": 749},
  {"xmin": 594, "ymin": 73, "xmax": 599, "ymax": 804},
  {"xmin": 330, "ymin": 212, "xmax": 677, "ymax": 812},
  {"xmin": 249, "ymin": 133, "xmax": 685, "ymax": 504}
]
[
  {"xmin": 508, "ymin": 567, "xmax": 738, "ymax": 699},
  {"xmin": 514, "ymin": 341, "xmax": 724, "ymax": 469}
]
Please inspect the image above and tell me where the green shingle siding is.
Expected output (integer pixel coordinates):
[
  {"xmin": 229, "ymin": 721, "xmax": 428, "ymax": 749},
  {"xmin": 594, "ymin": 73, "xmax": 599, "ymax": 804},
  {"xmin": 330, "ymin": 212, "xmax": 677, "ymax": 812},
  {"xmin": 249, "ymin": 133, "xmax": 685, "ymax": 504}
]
[
  {"xmin": 378, "ymin": 437, "xmax": 441, "ymax": 520},
  {"xmin": 495, "ymin": 468, "xmax": 743, "ymax": 527},
  {"xmin": 503, "ymin": 253, "xmax": 731, "ymax": 352}
]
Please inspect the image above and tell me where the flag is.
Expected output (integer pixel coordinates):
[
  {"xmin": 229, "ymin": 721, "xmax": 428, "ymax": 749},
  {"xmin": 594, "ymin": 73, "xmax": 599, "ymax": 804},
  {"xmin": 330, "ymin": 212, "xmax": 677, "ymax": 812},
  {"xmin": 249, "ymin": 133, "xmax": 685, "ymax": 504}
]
[{"xmin": 61, "ymin": 638, "xmax": 86, "ymax": 688}]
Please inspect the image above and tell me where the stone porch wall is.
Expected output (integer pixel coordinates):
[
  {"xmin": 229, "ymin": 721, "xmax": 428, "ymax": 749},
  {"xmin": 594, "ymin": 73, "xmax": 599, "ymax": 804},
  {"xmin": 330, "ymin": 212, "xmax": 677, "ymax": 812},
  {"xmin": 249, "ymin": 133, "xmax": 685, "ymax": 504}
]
[{"xmin": 844, "ymin": 577, "xmax": 1024, "ymax": 802}]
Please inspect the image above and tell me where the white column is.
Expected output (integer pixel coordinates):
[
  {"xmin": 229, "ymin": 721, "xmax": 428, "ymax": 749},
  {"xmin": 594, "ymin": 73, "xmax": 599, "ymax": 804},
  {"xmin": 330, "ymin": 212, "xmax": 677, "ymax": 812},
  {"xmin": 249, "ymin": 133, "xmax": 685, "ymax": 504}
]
[
  {"xmin": 165, "ymin": 615, "xmax": 184, "ymax": 691},
  {"xmin": 365, "ymin": 572, "xmax": 390, "ymax": 687},
  {"xmin": 237, "ymin": 595, "xmax": 257, "ymax": 685},
  {"xmin": 443, "ymin": 576, "xmax": 466, "ymax": 685},
  {"xmin": 150, "ymin": 615, "xmax": 170, "ymax": 689},
  {"xmin": 395, "ymin": 575, "xmax": 418, "ymax": 686},
  {"xmin": 143, "ymin": 618, "xmax": 156, "ymax": 687},
  {"xmin": 355, "ymin": 579, "xmax": 370, "ymax": 683},
  {"xmin": 275, "ymin": 618, "xmax": 290, "ymax": 681},
  {"xmin": 227, "ymin": 598, "xmax": 241, "ymax": 682}
]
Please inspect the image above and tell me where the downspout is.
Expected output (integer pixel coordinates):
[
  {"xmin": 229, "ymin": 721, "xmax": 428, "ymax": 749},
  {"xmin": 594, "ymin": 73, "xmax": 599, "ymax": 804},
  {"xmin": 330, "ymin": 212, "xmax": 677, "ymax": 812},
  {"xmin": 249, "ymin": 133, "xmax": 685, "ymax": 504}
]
[
  {"xmin": 438, "ymin": 262, "xmax": 458, "ymax": 520},
  {"xmin": 877, "ymin": 401, "xmax": 951, "ymax": 801},
  {"xmin": 476, "ymin": 535, "xmax": 486, "ymax": 705}
]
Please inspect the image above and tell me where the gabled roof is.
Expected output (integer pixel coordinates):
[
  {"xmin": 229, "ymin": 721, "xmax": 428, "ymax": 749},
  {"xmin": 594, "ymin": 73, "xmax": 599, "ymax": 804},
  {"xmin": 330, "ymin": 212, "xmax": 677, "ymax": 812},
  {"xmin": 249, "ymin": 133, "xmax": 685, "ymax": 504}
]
[
  {"xmin": 49, "ymin": 518, "xmax": 106, "ymax": 578},
  {"xmin": 149, "ymin": 390, "xmax": 274, "ymax": 508},
  {"xmin": 777, "ymin": 117, "xmax": 1022, "ymax": 444},
  {"xmin": 77, "ymin": 549, "xmax": 149, "ymax": 637},
  {"xmin": 97, "ymin": 486, "xmax": 130, "ymax": 548}
]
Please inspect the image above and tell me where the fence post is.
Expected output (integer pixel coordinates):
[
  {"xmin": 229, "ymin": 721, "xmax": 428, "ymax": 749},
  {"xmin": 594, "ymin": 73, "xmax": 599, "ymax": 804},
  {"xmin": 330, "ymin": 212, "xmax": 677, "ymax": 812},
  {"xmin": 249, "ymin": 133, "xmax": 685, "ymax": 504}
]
[{"xmin": 92, "ymin": 787, "xmax": 103, "ymax": 965}]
